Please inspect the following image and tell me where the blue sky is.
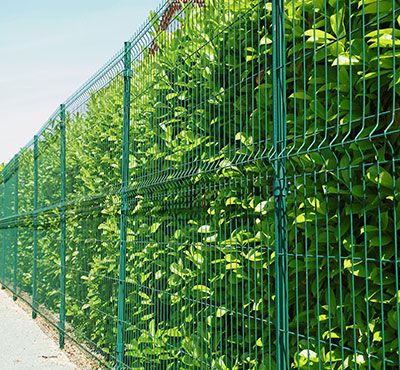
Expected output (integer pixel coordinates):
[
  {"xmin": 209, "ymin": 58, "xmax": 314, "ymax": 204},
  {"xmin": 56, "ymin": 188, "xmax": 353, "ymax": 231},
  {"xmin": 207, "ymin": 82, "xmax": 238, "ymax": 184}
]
[{"xmin": 0, "ymin": 0, "xmax": 161, "ymax": 164}]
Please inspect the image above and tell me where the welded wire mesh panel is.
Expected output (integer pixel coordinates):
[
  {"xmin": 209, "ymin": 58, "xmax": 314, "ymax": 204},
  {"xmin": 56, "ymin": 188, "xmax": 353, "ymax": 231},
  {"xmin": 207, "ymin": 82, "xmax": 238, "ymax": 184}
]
[
  {"xmin": 63, "ymin": 54, "xmax": 125, "ymax": 363},
  {"xmin": 0, "ymin": 174, "xmax": 12, "ymax": 287},
  {"xmin": 34, "ymin": 117, "xmax": 61, "ymax": 315},
  {"xmin": 16, "ymin": 145, "xmax": 34, "ymax": 296},
  {"xmin": 64, "ymin": 71, "xmax": 124, "ymax": 201},
  {"xmin": 37, "ymin": 120, "xmax": 61, "ymax": 209},
  {"xmin": 284, "ymin": 0, "xmax": 400, "ymax": 367},
  {"xmin": 123, "ymin": 0, "xmax": 276, "ymax": 368},
  {"xmin": 35, "ymin": 210, "xmax": 60, "ymax": 312},
  {"xmin": 0, "ymin": 159, "xmax": 19, "ymax": 290},
  {"xmin": 0, "ymin": 176, "xmax": 3, "ymax": 282},
  {"xmin": 65, "ymin": 197, "xmax": 120, "ymax": 362}
]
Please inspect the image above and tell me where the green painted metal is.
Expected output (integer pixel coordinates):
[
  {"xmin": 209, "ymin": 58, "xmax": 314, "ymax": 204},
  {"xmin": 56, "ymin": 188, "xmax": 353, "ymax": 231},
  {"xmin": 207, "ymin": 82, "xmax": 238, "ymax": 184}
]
[
  {"xmin": 0, "ymin": 1, "xmax": 398, "ymax": 369},
  {"xmin": 272, "ymin": 0, "xmax": 289, "ymax": 367},
  {"xmin": 115, "ymin": 40, "xmax": 132, "ymax": 369},
  {"xmin": 12, "ymin": 155, "xmax": 19, "ymax": 301},
  {"xmin": 32, "ymin": 135, "xmax": 38, "ymax": 319},
  {"xmin": 1, "ymin": 171, "xmax": 6, "ymax": 289},
  {"xmin": 59, "ymin": 104, "xmax": 66, "ymax": 349}
]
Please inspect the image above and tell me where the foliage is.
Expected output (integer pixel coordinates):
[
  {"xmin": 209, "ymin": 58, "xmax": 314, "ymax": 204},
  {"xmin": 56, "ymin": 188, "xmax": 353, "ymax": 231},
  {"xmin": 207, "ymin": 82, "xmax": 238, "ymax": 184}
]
[{"xmin": 1, "ymin": 0, "xmax": 400, "ymax": 369}]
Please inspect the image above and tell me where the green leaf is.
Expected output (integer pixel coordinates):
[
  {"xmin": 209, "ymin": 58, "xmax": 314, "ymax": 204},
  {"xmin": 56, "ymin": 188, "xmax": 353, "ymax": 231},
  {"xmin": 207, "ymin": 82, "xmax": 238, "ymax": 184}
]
[
  {"xmin": 192, "ymin": 285, "xmax": 211, "ymax": 294},
  {"xmin": 149, "ymin": 222, "xmax": 161, "ymax": 233},
  {"xmin": 366, "ymin": 167, "xmax": 393, "ymax": 189},
  {"xmin": 254, "ymin": 201, "xmax": 268, "ymax": 213},
  {"xmin": 330, "ymin": 7, "xmax": 345, "ymax": 37},
  {"xmin": 216, "ymin": 307, "xmax": 228, "ymax": 318},
  {"xmin": 197, "ymin": 225, "xmax": 211, "ymax": 233},
  {"xmin": 149, "ymin": 319, "xmax": 155, "ymax": 338},
  {"xmin": 226, "ymin": 197, "xmax": 240, "ymax": 206},
  {"xmin": 164, "ymin": 328, "xmax": 182, "ymax": 337},
  {"xmin": 260, "ymin": 36, "xmax": 272, "ymax": 45},
  {"xmin": 332, "ymin": 54, "xmax": 360, "ymax": 66},
  {"xmin": 226, "ymin": 262, "xmax": 241, "ymax": 270},
  {"xmin": 304, "ymin": 29, "xmax": 336, "ymax": 43}
]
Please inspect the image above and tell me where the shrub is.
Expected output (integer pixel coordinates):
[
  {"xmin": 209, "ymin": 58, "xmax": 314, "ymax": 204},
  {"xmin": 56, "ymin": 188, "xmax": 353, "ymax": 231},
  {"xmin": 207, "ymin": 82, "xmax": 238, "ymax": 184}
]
[{"xmin": 1, "ymin": 0, "xmax": 399, "ymax": 368}]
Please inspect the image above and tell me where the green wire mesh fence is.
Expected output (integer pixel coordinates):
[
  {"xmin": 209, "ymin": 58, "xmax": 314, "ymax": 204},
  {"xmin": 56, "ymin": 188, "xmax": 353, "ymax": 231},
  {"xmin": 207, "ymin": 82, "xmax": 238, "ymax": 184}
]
[{"xmin": 0, "ymin": 0, "xmax": 399, "ymax": 368}]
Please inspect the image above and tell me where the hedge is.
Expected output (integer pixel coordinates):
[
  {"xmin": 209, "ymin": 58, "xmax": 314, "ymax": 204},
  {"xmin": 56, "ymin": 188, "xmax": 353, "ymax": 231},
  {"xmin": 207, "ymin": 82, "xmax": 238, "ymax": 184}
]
[{"xmin": 1, "ymin": 0, "xmax": 399, "ymax": 368}]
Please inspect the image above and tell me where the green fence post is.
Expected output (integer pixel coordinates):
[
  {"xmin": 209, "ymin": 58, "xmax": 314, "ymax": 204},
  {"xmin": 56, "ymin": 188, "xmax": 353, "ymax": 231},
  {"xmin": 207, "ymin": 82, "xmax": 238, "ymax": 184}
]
[
  {"xmin": 32, "ymin": 135, "xmax": 39, "ymax": 319},
  {"xmin": 1, "ymin": 175, "xmax": 6, "ymax": 289},
  {"xmin": 59, "ymin": 104, "xmax": 66, "ymax": 349},
  {"xmin": 272, "ymin": 0, "xmax": 289, "ymax": 368},
  {"xmin": 116, "ymin": 41, "xmax": 132, "ymax": 370},
  {"xmin": 13, "ymin": 155, "xmax": 19, "ymax": 301},
  {"xmin": 4, "ymin": 176, "xmax": 8, "ymax": 289}
]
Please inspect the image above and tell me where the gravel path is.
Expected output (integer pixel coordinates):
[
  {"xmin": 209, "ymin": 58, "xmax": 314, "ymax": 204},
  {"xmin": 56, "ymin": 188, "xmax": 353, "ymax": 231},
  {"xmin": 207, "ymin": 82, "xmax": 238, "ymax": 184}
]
[{"xmin": 0, "ymin": 288, "xmax": 76, "ymax": 369}]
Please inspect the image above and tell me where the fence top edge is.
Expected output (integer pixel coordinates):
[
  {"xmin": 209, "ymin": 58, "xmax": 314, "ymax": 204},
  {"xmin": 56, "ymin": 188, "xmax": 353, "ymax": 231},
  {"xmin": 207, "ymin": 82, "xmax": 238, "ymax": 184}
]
[{"xmin": 62, "ymin": 0, "xmax": 170, "ymax": 111}]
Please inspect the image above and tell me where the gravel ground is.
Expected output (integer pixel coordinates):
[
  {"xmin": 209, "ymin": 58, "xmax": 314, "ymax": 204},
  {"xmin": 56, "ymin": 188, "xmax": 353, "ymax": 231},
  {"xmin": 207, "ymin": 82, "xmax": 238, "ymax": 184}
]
[{"xmin": 0, "ymin": 288, "xmax": 76, "ymax": 369}]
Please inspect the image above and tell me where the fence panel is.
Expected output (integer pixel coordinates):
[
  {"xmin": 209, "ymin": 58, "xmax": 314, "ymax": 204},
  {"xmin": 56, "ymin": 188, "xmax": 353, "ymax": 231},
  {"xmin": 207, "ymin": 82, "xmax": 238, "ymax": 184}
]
[
  {"xmin": 16, "ymin": 144, "xmax": 35, "ymax": 298},
  {"xmin": 0, "ymin": 158, "xmax": 19, "ymax": 293},
  {"xmin": 284, "ymin": 0, "xmax": 400, "ymax": 368},
  {"xmin": 34, "ymin": 117, "xmax": 62, "ymax": 317},
  {"xmin": 122, "ymin": 1, "xmax": 277, "ymax": 368},
  {"xmin": 63, "ymin": 49, "xmax": 125, "ymax": 364}
]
